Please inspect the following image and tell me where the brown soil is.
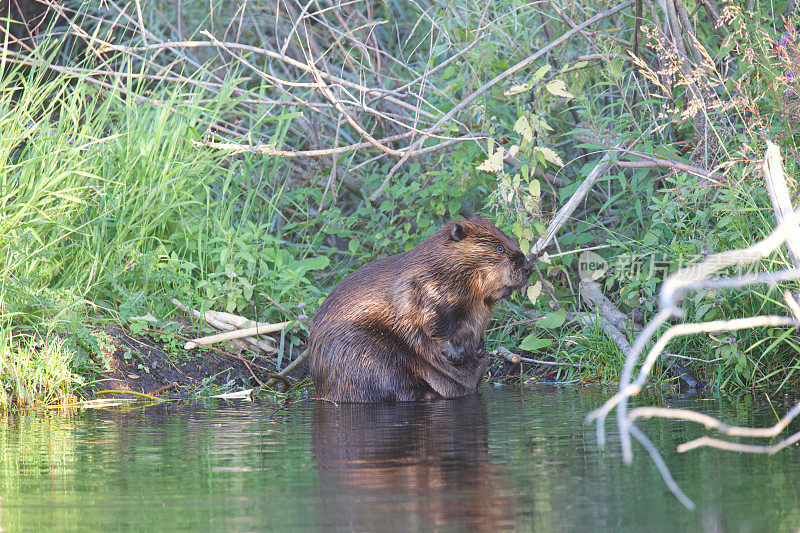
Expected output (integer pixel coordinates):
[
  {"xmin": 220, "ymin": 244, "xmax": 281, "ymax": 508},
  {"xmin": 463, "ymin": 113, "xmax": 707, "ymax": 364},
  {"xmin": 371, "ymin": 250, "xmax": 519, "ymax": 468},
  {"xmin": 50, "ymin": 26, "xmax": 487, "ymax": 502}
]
[{"xmin": 94, "ymin": 323, "xmax": 307, "ymax": 396}]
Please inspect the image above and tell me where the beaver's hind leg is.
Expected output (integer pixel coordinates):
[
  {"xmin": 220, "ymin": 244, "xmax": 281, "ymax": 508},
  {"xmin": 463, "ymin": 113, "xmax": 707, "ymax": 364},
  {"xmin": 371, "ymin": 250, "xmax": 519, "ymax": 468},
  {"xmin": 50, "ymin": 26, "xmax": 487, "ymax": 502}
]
[{"xmin": 314, "ymin": 329, "xmax": 437, "ymax": 402}]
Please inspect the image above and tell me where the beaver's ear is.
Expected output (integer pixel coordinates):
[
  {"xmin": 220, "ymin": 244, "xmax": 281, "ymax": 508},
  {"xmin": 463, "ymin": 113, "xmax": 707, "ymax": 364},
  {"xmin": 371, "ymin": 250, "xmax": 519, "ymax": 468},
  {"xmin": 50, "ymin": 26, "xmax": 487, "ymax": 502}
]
[{"xmin": 450, "ymin": 223, "xmax": 467, "ymax": 242}]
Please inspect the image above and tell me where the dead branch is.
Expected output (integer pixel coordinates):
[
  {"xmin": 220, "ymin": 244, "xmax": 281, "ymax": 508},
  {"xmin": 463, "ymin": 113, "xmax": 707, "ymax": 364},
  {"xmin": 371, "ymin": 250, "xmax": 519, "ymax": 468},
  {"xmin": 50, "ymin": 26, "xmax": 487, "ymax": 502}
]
[
  {"xmin": 530, "ymin": 138, "xmax": 637, "ymax": 259},
  {"xmin": 617, "ymin": 158, "xmax": 725, "ymax": 183},
  {"xmin": 370, "ymin": 0, "xmax": 637, "ymax": 202},
  {"xmin": 171, "ymin": 299, "xmax": 277, "ymax": 354},
  {"xmin": 764, "ymin": 143, "xmax": 800, "ymax": 268},
  {"xmin": 184, "ymin": 321, "xmax": 291, "ymax": 350},
  {"xmin": 586, "ymin": 142, "xmax": 800, "ymax": 509},
  {"xmin": 579, "ymin": 280, "xmax": 643, "ymax": 334},
  {"xmin": 102, "ymin": 39, "xmax": 440, "ymax": 120}
]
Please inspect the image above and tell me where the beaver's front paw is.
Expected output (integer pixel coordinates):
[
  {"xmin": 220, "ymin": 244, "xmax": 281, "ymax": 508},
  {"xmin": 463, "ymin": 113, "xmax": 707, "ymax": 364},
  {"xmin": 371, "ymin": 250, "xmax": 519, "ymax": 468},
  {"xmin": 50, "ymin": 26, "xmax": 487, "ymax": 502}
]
[{"xmin": 442, "ymin": 341, "xmax": 466, "ymax": 365}]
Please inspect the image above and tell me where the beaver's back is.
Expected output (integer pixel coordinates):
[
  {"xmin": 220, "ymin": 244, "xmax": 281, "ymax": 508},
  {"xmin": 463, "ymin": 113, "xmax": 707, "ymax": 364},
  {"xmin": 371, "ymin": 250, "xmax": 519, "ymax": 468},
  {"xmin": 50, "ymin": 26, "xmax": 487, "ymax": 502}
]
[
  {"xmin": 314, "ymin": 251, "xmax": 411, "ymax": 322},
  {"xmin": 309, "ymin": 250, "xmax": 434, "ymax": 402}
]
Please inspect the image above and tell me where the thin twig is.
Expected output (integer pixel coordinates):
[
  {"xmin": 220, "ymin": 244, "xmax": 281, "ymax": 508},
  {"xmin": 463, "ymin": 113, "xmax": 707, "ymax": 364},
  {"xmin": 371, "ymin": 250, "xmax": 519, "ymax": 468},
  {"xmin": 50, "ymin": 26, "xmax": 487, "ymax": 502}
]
[
  {"xmin": 259, "ymin": 292, "xmax": 312, "ymax": 327},
  {"xmin": 191, "ymin": 127, "xmax": 452, "ymax": 158},
  {"xmin": 103, "ymin": 39, "xmax": 440, "ymax": 120},
  {"xmin": 369, "ymin": 0, "xmax": 637, "ymax": 202},
  {"xmin": 264, "ymin": 350, "xmax": 309, "ymax": 388},
  {"xmin": 617, "ymin": 159, "xmax": 725, "ymax": 183},
  {"xmin": 530, "ymin": 138, "xmax": 637, "ymax": 258},
  {"xmin": 149, "ymin": 382, "xmax": 179, "ymax": 396}
]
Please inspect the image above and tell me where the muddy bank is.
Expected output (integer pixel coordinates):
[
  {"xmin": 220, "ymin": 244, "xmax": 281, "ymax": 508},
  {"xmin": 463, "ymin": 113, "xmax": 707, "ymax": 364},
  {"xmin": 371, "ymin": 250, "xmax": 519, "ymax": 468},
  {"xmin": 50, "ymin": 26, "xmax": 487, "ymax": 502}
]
[
  {"xmin": 94, "ymin": 324, "xmax": 308, "ymax": 396},
  {"xmin": 91, "ymin": 322, "xmax": 600, "ymax": 399}
]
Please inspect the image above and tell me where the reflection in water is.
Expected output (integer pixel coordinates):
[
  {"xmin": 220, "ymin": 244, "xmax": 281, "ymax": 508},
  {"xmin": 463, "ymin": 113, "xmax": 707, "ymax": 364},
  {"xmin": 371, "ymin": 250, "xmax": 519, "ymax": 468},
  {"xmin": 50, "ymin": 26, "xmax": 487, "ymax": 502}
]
[
  {"xmin": 2, "ymin": 388, "xmax": 800, "ymax": 531},
  {"xmin": 312, "ymin": 395, "xmax": 513, "ymax": 531}
]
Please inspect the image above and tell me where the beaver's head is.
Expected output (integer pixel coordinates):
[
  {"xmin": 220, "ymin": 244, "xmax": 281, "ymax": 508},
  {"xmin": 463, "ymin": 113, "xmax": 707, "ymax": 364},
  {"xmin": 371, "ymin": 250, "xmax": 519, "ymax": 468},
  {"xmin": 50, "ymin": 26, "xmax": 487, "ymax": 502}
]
[{"xmin": 444, "ymin": 216, "xmax": 533, "ymax": 306}]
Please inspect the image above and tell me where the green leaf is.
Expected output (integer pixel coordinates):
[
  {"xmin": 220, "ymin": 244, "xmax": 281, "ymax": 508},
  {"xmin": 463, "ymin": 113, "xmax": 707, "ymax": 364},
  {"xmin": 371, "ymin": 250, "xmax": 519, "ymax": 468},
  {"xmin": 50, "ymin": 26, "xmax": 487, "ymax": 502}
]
[
  {"xmin": 532, "ymin": 63, "xmax": 551, "ymax": 82},
  {"xmin": 514, "ymin": 116, "xmax": 533, "ymax": 143},
  {"xmin": 185, "ymin": 125, "xmax": 201, "ymax": 141},
  {"xmin": 538, "ymin": 309, "xmax": 567, "ymax": 329},
  {"xmin": 527, "ymin": 281, "xmax": 542, "ymax": 305},
  {"xmin": 695, "ymin": 302, "xmax": 713, "ymax": 320},
  {"xmin": 530, "ymin": 115, "xmax": 553, "ymax": 132},
  {"xmin": 534, "ymin": 146, "xmax": 564, "ymax": 167},
  {"xmin": 519, "ymin": 334, "xmax": 553, "ymax": 352},
  {"xmin": 642, "ymin": 232, "xmax": 659, "ymax": 246},
  {"xmin": 504, "ymin": 83, "xmax": 533, "ymax": 97},
  {"xmin": 529, "ymin": 179, "xmax": 541, "ymax": 197},
  {"xmin": 298, "ymin": 255, "xmax": 330, "ymax": 271},
  {"xmin": 477, "ymin": 145, "xmax": 505, "ymax": 173},
  {"xmin": 545, "ymin": 79, "xmax": 574, "ymax": 99},
  {"xmin": 718, "ymin": 345, "xmax": 735, "ymax": 360}
]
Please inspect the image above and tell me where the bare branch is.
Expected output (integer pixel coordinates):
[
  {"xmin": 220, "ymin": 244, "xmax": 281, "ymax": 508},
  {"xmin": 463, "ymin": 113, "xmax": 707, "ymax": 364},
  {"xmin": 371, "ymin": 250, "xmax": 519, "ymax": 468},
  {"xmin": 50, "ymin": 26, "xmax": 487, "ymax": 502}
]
[
  {"xmin": 586, "ymin": 142, "xmax": 800, "ymax": 509},
  {"xmin": 530, "ymin": 138, "xmax": 637, "ymax": 258},
  {"xmin": 369, "ymin": 0, "xmax": 637, "ymax": 201}
]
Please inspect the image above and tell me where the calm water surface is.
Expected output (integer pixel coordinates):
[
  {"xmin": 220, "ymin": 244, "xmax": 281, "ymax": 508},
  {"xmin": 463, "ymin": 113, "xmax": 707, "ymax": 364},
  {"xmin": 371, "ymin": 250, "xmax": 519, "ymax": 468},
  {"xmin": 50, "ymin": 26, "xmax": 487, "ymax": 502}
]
[{"xmin": 2, "ymin": 386, "xmax": 800, "ymax": 531}]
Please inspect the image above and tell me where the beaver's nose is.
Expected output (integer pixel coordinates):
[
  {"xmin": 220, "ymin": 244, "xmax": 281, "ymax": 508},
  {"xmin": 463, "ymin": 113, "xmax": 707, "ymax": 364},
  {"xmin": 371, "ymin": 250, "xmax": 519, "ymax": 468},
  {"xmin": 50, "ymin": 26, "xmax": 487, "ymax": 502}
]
[{"xmin": 522, "ymin": 258, "xmax": 533, "ymax": 278}]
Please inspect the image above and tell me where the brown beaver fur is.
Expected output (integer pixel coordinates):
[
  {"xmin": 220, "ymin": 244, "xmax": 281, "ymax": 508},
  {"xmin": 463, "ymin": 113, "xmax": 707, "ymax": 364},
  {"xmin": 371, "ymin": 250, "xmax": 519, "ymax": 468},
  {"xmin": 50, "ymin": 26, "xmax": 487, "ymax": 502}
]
[{"xmin": 309, "ymin": 216, "xmax": 532, "ymax": 402}]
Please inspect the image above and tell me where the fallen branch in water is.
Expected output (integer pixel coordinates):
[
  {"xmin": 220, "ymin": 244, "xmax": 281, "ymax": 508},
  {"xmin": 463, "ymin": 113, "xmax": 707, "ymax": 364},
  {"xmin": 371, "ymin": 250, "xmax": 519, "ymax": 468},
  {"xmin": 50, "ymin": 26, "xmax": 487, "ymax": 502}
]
[
  {"xmin": 585, "ymin": 142, "xmax": 800, "ymax": 509},
  {"xmin": 94, "ymin": 389, "xmax": 161, "ymax": 401}
]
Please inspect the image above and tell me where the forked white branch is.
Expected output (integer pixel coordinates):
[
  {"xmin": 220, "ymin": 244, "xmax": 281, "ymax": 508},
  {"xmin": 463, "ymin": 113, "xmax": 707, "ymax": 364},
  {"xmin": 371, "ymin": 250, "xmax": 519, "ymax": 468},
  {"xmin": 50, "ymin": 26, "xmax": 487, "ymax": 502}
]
[{"xmin": 586, "ymin": 141, "xmax": 800, "ymax": 508}]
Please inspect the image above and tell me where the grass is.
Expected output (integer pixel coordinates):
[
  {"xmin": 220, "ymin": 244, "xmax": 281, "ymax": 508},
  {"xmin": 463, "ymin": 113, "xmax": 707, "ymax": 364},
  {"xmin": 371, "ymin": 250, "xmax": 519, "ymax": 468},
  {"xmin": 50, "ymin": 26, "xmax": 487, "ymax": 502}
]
[
  {"xmin": 0, "ymin": 51, "xmax": 304, "ymax": 406},
  {"xmin": 0, "ymin": 331, "xmax": 79, "ymax": 408}
]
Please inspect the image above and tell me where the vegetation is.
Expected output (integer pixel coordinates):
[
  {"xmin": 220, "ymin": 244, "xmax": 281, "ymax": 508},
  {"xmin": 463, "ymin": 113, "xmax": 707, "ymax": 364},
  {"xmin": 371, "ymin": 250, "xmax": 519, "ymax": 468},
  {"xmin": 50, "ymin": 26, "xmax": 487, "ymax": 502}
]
[{"xmin": 0, "ymin": 0, "xmax": 798, "ymax": 408}]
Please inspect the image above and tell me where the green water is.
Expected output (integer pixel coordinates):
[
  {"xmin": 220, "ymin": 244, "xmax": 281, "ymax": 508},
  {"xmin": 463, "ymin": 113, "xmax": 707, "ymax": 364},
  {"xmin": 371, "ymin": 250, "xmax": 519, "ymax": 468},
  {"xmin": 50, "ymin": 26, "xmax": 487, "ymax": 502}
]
[{"xmin": 2, "ymin": 386, "xmax": 799, "ymax": 531}]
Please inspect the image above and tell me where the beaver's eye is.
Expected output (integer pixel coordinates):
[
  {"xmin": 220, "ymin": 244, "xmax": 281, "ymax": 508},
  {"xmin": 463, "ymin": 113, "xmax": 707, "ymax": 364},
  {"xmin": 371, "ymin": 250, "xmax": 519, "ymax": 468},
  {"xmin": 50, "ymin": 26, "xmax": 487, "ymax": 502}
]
[{"xmin": 496, "ymin": 245, "xmax": 505, "ymax": 253}]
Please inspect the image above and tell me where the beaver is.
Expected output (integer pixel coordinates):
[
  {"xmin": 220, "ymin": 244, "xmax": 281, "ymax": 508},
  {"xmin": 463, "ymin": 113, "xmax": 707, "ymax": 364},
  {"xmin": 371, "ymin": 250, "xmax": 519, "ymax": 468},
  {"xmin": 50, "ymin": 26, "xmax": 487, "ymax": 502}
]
[{"xmin": 308, "ymin": 216, "xmax": 532, "ymax": 402}]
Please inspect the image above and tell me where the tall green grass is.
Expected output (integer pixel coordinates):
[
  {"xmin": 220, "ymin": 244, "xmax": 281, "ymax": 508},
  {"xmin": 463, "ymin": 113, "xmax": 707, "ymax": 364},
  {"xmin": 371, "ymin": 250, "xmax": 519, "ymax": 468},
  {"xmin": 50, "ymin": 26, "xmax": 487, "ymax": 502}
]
[{"xmin": 0, "ymin": 55, "xmax": 293, "ymax": 408}]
